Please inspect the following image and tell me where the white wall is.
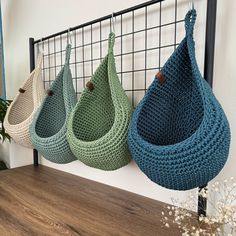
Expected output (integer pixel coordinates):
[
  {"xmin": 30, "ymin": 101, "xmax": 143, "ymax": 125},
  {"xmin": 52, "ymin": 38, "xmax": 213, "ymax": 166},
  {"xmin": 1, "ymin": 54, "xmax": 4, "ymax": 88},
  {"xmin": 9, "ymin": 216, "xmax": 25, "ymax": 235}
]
[
  {"xmin": 1, "ymin": 0, "xmax": 235, "ymax": 207},
  {"xmin": 212, "ymin": 0, "xmax": 236, "ymax": 180}
]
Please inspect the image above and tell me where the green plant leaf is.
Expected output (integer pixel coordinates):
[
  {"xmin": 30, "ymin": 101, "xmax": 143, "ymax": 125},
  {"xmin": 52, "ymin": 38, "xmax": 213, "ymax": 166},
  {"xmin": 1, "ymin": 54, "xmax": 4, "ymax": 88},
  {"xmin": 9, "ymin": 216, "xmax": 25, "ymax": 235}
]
[{"xmin": 0, "ymin": 98, "xmax": 11, "ymax": 143}]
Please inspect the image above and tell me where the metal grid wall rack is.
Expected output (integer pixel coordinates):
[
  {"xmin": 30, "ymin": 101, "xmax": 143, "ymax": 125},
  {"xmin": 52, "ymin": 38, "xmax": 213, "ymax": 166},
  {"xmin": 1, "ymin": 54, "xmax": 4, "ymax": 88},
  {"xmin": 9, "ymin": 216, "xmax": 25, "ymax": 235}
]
[{"xmin": 29, "ymin": 0, "xmax": 217, "ymax": 217}]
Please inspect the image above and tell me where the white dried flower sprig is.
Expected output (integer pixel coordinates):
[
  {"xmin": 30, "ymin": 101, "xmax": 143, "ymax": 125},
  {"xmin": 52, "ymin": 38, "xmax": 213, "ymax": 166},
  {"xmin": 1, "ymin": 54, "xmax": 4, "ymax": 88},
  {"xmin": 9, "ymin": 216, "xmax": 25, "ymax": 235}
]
[{"xmin": 161, "ymin": 177, "xmax": 236, "ymax": 236}]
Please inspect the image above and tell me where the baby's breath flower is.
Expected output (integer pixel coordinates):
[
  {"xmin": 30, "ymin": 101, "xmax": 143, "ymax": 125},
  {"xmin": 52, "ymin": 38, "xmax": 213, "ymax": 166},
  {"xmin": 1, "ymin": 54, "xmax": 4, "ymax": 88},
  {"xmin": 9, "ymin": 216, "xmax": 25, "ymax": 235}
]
[
  {"xmin": 161, "ymin": 177, "xmax": 236, "ymax": 236},
  {"xmin": 199, "ymin": 216, "xmax": 204, "ymax": 222},
  {"xmin": 214, "ymin": 187, "xmax": 219, "ymax": 192}
]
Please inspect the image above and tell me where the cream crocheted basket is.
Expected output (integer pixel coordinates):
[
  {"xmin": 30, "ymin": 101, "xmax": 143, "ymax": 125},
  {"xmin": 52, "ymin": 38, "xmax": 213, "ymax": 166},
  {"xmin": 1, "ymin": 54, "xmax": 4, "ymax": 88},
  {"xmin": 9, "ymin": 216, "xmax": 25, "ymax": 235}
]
[{"xmin": 4, "ymin": 53, "xmax": 45, "ymax": 148}]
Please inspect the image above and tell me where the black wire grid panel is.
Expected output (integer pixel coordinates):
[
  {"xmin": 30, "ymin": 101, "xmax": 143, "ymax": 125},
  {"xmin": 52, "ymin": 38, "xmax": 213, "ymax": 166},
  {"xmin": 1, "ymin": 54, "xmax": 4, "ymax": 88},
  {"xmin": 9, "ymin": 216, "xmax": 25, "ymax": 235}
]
[
  {"xmin": 33, "ymin": 0, "xmax": 208, "ymax": 107},
  {"xmin": 30, "ymin": 0, "xmax": 217, "ymax": 216}
]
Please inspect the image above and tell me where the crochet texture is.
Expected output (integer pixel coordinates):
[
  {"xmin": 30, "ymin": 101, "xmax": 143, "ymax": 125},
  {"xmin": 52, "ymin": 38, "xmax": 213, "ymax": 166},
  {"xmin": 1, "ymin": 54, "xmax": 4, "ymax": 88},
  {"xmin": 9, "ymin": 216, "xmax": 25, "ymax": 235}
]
[
  {"xmin": 67, "ymin": 32, "xmax": 133, "ymax": 170},
  {"xmin": 128, "ymin": 9, "xmax": 231, "ymax": 190},
  {"xmin": 4, "ymin": 53, "xmax": 45, "ymax": 148},
  {"xmin": 30, "ymin": 45, "xmax": 77, "ymax": 164}
]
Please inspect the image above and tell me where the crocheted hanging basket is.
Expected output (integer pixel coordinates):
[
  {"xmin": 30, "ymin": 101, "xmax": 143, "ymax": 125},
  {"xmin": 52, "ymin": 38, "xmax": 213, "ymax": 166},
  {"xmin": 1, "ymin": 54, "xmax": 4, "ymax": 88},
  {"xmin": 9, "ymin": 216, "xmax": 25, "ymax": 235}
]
[
  {"xmin": 128, "ymin": 9, "xmax": 231, "ymax": 191},
  {"xmin": 67, "ymin": 32, "xmax": 133, "ymax": 170},
  {"xmin": 4, "ymin": 53, "xmax": 45, "ymax": 148},
  {"xmin": 30, "ymin": 44, "xmax": 77, "ymax": 164}
]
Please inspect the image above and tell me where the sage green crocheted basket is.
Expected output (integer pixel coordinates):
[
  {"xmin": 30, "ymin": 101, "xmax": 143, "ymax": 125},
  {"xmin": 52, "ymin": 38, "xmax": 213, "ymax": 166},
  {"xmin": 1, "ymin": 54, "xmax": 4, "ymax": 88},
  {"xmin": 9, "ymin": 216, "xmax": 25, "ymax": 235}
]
[
  {"xmin": 30, "ymin": 44, "xmax": 77, "ymax": 164},
  {"xmin": 67, "ymin": 32, "xmax": 133, "ymax": 170}
]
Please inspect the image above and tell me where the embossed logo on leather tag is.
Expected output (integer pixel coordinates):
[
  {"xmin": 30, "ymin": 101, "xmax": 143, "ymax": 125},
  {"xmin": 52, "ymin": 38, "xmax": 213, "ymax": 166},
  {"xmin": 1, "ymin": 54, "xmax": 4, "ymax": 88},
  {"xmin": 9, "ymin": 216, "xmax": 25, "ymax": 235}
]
[
  {"xmin": 47, "ymin": 89, "xmax": 54, "ymax": 96},
  {"xmin": 155, "ymin": 71, "xmax": 166, "ymax": 85},
  {"xmin": 86, "ymin": 81, "xmax": 94, "ymax": 91},
  {"xmin": 19, "ymin": 88, "xmax": 26, "ymax": 93}
]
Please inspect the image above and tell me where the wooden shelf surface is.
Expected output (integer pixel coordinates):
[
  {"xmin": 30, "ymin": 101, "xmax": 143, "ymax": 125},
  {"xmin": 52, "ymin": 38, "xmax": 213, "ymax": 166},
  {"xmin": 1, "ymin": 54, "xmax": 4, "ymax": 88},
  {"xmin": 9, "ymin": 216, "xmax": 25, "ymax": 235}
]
[{"xmin": 0, "ymin": 165, "xmax": 181, "ymax": 236}]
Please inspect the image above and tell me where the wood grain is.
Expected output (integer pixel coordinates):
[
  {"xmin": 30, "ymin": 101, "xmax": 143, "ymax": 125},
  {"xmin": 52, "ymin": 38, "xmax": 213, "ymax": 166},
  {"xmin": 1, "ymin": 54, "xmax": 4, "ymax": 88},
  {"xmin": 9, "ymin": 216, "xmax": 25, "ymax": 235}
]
[{"xmin": 0, "ymin": 165, "xmax": 182, "ymax": 236}]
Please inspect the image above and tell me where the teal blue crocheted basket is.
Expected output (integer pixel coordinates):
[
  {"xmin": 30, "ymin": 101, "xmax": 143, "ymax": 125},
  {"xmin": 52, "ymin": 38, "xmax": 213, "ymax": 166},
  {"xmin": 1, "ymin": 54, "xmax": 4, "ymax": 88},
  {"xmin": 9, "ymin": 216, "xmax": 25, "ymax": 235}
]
[
  {"xmin": 30, "ymin": 45, "xmax": 77, "ymax": 164},
  {"xmin": 128, "ymin": 9, "xmax": 231, "ymax": 190}
]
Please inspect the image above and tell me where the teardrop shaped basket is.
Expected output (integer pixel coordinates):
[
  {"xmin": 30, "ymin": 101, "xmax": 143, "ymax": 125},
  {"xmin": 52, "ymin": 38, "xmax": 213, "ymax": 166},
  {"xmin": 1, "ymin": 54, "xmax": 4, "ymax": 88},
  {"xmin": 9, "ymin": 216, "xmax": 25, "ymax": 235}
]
[
  {"xmin": 128, "ymin": 9, "xmax": 231, "ymax": 190},
  {"xmin": 4, "ymin": 53, "xmax": 45, "ymax": 148},
  {"xmin": 30, "ymin": 45, "xmax": 77, "ymax": 164},
  {"xmin": 67, "ymin": 32, "xmax": 133, "ymax": 170}
]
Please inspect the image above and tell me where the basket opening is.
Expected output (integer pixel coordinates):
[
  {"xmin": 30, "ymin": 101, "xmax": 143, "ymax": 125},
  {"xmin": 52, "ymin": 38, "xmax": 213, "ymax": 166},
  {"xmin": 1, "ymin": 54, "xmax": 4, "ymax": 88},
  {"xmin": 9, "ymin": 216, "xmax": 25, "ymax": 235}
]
[
  {"xmin": 8, "ymin": 73, "xmax": 34, "ymax": 125},
  {"xmin": 35, "ymin": 73, "xmax": 66, "ymax": 138},
  {"xmin": 137, "ymin": 46, "xmax": 204, "ymax": 146},
  {"xmin": 72, "ymin": 61, "xmax": 115, "ymax": 142}
]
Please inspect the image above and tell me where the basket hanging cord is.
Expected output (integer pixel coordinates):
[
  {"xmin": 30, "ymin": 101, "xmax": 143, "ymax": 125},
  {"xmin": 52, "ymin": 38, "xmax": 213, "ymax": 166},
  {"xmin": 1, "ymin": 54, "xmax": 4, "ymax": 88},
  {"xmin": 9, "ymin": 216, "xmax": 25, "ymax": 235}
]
[
  {"xmin": 47, "ymin": 44, "xmax": 72, "ymax": 97},
  {"xmin": 111, "ymin": 12, "xmax": 116, "ymax": 34},
  {"xmin": 65, "ymin": 44, "xmax": 72, "ymax": 65},
  {"xmin": 108, "ymin": 11, "xmax": 116, "ymax": 53},
  {"xmin": 189, "ymin": 0, "xmax": 195, "ymax": 10},
  {"xmin": 185, "ymin": 8, "xmax": 197, "ymax": 37},
  {"xmin": 35, "ymin": 52, "xmax": 43, "ymax": 68},
  {"xmin": 36, "ymin": 38, "xmax": 45, "ymax": 68},
  {"xmin": 64, "ymin": 42, "xmax": 77, "ymax": 112},
  {"xmin": 156, "ymin": 9, "xmax": 197, "ymax": 86},
  {"xmin": 19, "ymin": 50, "xmax": 44, "ymax": 94},
  {"xmin": 109, "ymin": 12, "xmax": 116, "ymax": 55},
  {"xmin": 108, "ymin": 32, "xmax": 115, "ymax": 54},
  {"xmin": 184, "ymin": 8, "xmax": 207, "ymax": 95}
]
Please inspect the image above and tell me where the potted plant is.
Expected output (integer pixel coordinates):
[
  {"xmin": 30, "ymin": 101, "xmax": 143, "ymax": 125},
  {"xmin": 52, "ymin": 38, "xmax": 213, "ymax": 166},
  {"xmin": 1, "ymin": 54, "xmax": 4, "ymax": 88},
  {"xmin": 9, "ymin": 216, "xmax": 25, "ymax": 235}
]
[{"xmin": 0, "ymin": 98, "xmax": 11, "ymax": 170}]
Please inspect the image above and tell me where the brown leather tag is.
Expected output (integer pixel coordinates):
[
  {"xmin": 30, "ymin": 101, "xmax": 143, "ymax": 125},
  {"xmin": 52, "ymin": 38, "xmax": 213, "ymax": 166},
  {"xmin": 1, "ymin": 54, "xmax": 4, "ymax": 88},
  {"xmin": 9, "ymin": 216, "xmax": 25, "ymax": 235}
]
[
  {"xmin": 47, "ymin": 89, "xmax": 54, "ymax": 96},
  {"xmin": 86, "ymin": 81, "xmax": 94, "ymax": 91},
  {"xmin": 19, "ymin": 88, "xmax": 26, "ymax": 93},
  {"xmin": 155, "ymin": 71, "xmax": 166, "ymax": 85}
]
